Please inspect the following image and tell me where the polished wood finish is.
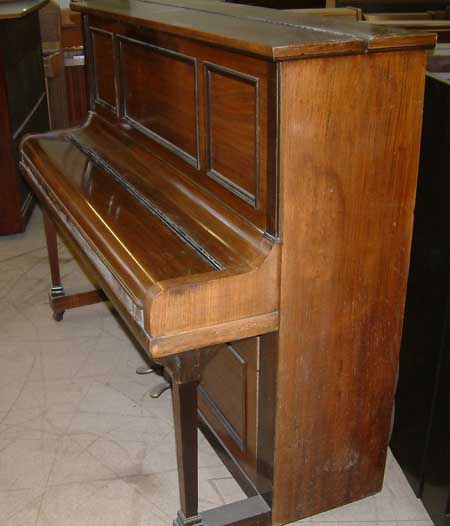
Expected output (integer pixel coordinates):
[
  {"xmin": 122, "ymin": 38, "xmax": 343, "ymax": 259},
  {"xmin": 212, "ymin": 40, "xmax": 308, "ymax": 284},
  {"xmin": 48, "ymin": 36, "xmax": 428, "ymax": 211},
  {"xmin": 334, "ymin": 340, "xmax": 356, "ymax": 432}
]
[
  {"xmin": 19, "ymin": 1, "xmax": 432, "ymax": 524},
  {"xmin": 0, "ymin": 9, "xmax": 49, "ymax": 234},
  {"xmin": 272, "ymin": 49, "xmax": 427, "ymax": 523},
  {"xmin": 64, "ymin": 52, "xmax": 88, "ymax": 126},
  {"xmin": 71, "ymin": 0, "xmax": 435, "ymax": 59},
  {"xmin": 120, "ymin": 36, "xmax": 198, "ymax": 163}
]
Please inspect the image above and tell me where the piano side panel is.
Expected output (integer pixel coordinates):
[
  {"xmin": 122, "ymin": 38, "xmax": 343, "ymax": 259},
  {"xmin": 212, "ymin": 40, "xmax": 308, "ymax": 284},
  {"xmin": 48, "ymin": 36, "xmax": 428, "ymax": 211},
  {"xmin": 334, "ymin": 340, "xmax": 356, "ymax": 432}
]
[
  {"xmin": 82, "ymin": 14, "xmax": 277, "ymax": 233},
  {"xmin": 272, "ymin": 50, "xmax": 427, "ymax": 524}
]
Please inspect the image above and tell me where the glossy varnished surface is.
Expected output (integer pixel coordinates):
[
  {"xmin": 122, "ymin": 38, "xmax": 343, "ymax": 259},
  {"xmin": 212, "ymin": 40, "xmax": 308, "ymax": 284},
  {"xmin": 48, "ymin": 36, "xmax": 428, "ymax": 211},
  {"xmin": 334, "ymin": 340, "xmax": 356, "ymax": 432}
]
[
  {"xmin": 21, "ymin": 115, "xmax": 273, "ymax": 301},
  {"xmin": 85, "ymin": 16, "xmax": 276, "ymax": 232},
  {"xmin": 71, "ymin": 0, "xmax": 435, "ymax": 59}
]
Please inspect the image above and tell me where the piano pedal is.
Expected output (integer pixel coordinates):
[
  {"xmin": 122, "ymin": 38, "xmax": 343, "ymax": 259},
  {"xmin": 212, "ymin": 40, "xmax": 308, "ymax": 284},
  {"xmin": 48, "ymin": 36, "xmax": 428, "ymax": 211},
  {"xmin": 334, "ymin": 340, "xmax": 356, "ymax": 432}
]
[
  {"xmin": 150, "ymin": 381, "xmax": 171, "ymax": 398},
  {"xmin": 136, "ymin": 365, "xmax": 154, "ymax": 375}
]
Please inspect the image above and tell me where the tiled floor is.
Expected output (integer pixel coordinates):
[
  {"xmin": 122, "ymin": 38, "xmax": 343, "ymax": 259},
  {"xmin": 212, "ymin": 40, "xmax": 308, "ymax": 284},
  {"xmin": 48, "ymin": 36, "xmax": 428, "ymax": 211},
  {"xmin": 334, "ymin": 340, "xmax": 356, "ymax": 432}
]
[{"xmin": 0, "ymin": 209, "xmax": 433, "ymax": 526}]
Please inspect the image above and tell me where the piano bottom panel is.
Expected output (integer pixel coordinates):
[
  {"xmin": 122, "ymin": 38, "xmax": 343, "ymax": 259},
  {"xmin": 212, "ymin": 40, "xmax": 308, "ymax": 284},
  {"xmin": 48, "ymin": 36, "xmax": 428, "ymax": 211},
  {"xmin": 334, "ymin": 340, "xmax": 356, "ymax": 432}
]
[{"xmin": 198, "ymin": 334, "xmax": 276, "ymax": 499}]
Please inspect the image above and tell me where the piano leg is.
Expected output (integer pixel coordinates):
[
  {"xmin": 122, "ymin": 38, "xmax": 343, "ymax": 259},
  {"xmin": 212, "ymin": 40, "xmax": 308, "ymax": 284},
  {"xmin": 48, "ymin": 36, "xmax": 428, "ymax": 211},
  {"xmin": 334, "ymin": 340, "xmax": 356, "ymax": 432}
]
[
  {"xmin": 162, "ymin": 352, "xmax": 203, "ymax": 526},
  {"xmin": 162, "ymin": 350, "xmax": 271, "ymax": 526},
  {"xmin": 42, "ymin": 209, "xmax": 107, "ymax": 319},
  {"xmin": 43, "ymin": 210, "xmax": 66, "ymax": 321}
]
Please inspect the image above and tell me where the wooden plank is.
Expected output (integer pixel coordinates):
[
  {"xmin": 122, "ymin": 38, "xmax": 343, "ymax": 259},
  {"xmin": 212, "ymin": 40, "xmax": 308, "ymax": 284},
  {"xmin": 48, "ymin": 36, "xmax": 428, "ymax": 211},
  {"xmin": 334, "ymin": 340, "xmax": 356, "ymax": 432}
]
[
  {"xmin": 272, "ymin": 49, "xmax": 427, "ymax": 523},
  {"xmin": 149, "ymin": 311, "xmax": 279, "ymax": 357}
]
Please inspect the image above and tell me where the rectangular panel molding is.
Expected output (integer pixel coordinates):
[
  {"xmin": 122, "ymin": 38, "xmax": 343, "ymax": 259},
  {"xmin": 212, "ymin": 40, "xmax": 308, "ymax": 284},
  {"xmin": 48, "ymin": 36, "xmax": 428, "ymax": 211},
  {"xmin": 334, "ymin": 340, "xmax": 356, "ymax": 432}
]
[
  {"xmin": 205, "ymin": 62, "xmax": 260, "ymax": 207},
  {"xmin": 118, "ymin": 35, "xmax": 200, "ymax": 168},
  {"xmin": 90, "ymin": 26, "xmax": 117, "ymax": 113}
]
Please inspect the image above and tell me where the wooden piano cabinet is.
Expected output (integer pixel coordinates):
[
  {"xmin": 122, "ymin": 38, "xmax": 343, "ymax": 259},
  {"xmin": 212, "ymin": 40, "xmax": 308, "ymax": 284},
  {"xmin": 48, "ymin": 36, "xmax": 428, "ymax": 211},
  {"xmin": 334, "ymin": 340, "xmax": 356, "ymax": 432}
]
[
  {"xmin": 0, "ymin": 0, "xmax": 49, "ymax": 235},
  {"xmin": 19, "ymin": 1, "xmax": 435, "ymax": 525}
]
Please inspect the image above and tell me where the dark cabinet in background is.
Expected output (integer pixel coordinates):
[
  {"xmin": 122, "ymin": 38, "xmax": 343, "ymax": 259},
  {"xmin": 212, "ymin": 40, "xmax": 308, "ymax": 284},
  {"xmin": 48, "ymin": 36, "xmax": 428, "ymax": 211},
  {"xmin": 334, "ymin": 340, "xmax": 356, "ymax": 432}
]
[
  {"xmin": 0, "ymin": 0, "xmax": 49, "ymax": 235},
  {"xmin": 391, "ymin": 72, "xmax": 450, "ymax": 526}
]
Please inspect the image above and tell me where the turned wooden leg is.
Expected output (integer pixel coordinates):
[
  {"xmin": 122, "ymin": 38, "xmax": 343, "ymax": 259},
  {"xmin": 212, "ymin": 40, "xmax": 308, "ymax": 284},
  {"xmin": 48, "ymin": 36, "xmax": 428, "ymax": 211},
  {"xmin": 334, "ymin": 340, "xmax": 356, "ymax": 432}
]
[
  {"xmin": 162, "ymin": 353, "xmax": 203, "ymax": 526},
  {"xmin": 43, "ymin": 210, "xmax": 65, "ymax": 320}
]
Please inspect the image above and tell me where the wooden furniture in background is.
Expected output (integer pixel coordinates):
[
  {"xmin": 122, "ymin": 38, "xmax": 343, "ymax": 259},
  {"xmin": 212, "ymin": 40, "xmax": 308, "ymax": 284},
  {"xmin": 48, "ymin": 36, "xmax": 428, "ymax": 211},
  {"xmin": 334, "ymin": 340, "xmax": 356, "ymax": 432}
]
[
  {"xmin": 362, "ymin": 8, "xmax": 450, "ymax": 43},
  {"xmin": 60, "ymin": 9, "xmax": 88, "ymax": 126},
  {"xmin": 61, "ymin": 9, "xmax": 83, "ymax": 47},
  {"xmin": 225, "ymin": 0, "xmax": 327, "ymax": 8},
  {"xmin": 40, "ymin": 3, "xmax": 87, "ymax": 130},
  {"xmin": 391, "ymin": 68, "xmax": 450, "ymax": 526},
  {"xmin": 334, "ymin": 0, "xmax": 450, "ymax": 13},
  {"xmin": 0, "ymin": 0, "xmax": 49, "ymax": 235},
  {"xmin": 19, "ymin": 1, "xmax": 434, "ymax": 524},
  {"xmin": 287, "ymin": 6, "xmax": 361, "ymax": 18}
]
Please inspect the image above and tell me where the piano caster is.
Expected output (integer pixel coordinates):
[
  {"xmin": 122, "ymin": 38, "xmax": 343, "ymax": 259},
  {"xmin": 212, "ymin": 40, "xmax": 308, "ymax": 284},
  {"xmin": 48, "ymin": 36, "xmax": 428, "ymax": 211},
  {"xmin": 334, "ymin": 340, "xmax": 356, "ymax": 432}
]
[
  {"xmin": 150, "ymin": 381, "xmax": 171, "ymax": 398},
  {"xmin": 174, "ymin": 510, "xmax": 203, "ymax": 526},
  {"xmin": 50, "ymin": 285, "xmax": 65, "ymax": 322},
  {"xmin": 52, "ymin": 311, "xmax": 65, "ymax": 322},
  {"xmin": 136, "ymin": 365, "xmax": 154, "ymax": 375}
]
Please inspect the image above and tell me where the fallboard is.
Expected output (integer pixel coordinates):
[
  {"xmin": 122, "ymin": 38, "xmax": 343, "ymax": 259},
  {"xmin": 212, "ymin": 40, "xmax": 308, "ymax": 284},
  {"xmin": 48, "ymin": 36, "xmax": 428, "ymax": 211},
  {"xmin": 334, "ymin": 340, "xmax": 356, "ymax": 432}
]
[{"xmin": 83, "ymin": 14, "xmax": 278, "ymax": 234}]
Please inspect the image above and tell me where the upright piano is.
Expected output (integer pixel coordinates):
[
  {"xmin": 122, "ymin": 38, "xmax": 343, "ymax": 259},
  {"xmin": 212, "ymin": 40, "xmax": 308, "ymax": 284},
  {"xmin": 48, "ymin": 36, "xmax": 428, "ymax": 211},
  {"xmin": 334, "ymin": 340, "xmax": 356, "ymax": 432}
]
[{"xmin": 19, "ymin": 2, "xmax": 435, "ymax": 525}]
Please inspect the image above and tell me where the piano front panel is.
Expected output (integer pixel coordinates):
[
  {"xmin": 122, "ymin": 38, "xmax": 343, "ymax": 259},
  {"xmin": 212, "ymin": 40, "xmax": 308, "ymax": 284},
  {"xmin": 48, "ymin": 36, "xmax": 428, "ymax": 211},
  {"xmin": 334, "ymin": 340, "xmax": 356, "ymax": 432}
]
[
  {"xmin": 119, "ymin": 36, "xmax": 200, "ymax": 168},
  {"xmin": 198, "ymin": 337, "xmax": 260, "ymax": 486},
  {"xmin": 206, "ymin": 64, "xmax": 259, "ymax": 207},
  {"xmin": 84, "ymin": 14, "xmax": 277, "ymax": 233},
  {"xmin": 90, "ymin": 27, "xmax": 117, "ymax": 112}
]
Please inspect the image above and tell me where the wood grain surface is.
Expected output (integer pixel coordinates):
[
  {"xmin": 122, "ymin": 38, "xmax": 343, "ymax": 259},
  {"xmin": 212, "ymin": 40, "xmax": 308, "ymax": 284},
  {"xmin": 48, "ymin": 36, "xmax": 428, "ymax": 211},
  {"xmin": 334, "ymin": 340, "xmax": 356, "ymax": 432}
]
[{"xmin": 272, "ymin": 50, "xmax": 427, "ymax": 523}]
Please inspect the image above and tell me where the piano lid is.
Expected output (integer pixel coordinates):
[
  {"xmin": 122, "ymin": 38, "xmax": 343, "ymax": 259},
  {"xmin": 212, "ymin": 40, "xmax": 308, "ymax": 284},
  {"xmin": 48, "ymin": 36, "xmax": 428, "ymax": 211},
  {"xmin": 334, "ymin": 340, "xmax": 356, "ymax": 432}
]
[{"xmin": 70, "ymin": 0, "xmax": 436, "ymax": 60}]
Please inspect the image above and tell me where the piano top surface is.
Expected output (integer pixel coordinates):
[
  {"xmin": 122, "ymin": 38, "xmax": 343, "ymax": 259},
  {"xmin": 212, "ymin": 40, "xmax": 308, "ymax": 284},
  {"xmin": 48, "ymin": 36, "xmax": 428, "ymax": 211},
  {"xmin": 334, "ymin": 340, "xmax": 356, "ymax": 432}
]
[{"xmin": 71, "ymin": 0, "xmax": 436, "ymax": 59}]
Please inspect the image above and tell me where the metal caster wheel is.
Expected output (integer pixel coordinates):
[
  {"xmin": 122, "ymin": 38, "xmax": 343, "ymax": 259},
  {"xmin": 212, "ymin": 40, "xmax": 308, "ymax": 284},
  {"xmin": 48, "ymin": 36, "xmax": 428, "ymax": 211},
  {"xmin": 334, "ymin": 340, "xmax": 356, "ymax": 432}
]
[{"xmin": 52, "ymin": 311, "xmax": 65, "ymax": 322}]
